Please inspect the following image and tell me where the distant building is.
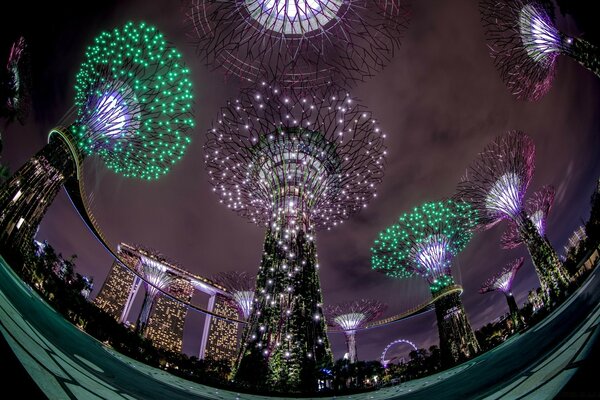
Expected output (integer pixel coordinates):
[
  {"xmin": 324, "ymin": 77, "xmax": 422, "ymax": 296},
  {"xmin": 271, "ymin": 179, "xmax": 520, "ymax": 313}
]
[
  {"xmin": 145, "ymin": 277, "xmax": 194, "ymax": 353},
  {"xmin": 94, "ymin": 243, "xmax": 240, "ymax": 362},
  {"xmin": 202, "ymin": 293, "xmax": 239, "ymax": 363}
]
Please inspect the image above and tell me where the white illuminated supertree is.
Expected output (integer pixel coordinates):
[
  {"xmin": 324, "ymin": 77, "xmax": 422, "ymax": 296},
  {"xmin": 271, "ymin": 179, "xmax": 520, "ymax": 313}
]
[
  {"xmin": 135, "ymin": 255, "xmax": 176, "ymax": 334},
  {"xmin": 325, "ymin": 299, "xmax": 386, "ymax": 363},
  {"xmin": 205, "ymin": 83, "xmax": 386, "ymax": 390},
  {"xmin": 188, "ymin": 0, "xmax": 410, "ymax": 91},
  {"xmin": 214, "ymin": 271, "xmax": 256, "ymax": 319}
]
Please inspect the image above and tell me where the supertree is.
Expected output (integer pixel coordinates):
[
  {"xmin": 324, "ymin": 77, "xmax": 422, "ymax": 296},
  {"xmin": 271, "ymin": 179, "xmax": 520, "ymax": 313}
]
[
  {"xmin": 214, "ymin": 270, "xmax": 256, "ymax": 319},
  {"xmin": 0, "ymin": 22, "xmax": 194, "ymax": 256},
  {"xmin": 480, "ymin": 0, "xmax": 600, "ymax": 101},
  {"xmin": 1, "ymin": 36, "xmax": 31, "ymax": 126},
  {"xmin": 501, "ymin": 185, "xmax": 555, "ymax": 249},
  {"xmin": 455, "ymin": 131, "xmax": 569, "ymax": 303},
  {"xmin": 479, "ymin": 257, "xmax": 524, "ymax": 330},
  {"xmin": 371, "ymin": 199, "xmax": 481, "ymax": 367},
  {"xmin": 205, "ymin": 83, "xmax": 386, "ymax": 391},
  {"xmin": 325, "ymin": 299, "xmax": 386, "ymax": 363},
  {"xmin": 187, "ymin": 0, "xmax": 410, "ymax": 91},
  {"xmin": 135, "ymin": 255, "xmax": 176, "ymax": 335}
]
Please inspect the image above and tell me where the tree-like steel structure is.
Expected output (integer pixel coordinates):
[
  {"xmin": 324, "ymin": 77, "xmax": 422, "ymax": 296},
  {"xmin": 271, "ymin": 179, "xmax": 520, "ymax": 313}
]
[
  {"xmin": 0, "ymin": 22, "xmax": 194, "ymax": 256},
  {"xmin": 187, "ymin": 0, "xmax": 410, "ymax": 91},
  {"xmin": 479, "ymin": 257, "xmax": 524, "ymax": 330},
  {"xmin": 480, "ymin": 0, "xmax": 600, "ymax": 101},
  {"xmin": 135, "ymin": 255, "xmax": 176, "ymax": 335},
  {"xmin": 455, "ymin": 131, "xmax": 569, "ymax": 303},
  {"xmin": 325, "ymin": 299, "xmax": 386, "ymax": 364},
  {"xmin": 205, "ymin": 83, "xmax": 386, "ymax": 391},
  {"xmin": 214, "ymin": 270, "xmax": 256, "ymax": 319},
  {"xmin": 371, "ymin": 199, "xmax": 481, "ymax": 367},
  {"xmin": 1, "ymin": 36, "xmax": 31, "ymax": 126},
  {"xmin": 501, "ymin": 185, "xmax": 554, "ymax": 249}
]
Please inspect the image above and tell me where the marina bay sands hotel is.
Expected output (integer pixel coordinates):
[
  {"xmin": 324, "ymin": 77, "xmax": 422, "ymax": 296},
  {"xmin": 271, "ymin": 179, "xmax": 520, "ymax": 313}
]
[{"xmin": 94, "ymin": 243, "xmax": 239, "ymax": 362}]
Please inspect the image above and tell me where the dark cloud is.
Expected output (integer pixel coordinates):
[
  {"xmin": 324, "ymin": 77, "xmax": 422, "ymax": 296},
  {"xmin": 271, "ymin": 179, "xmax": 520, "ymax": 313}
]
[{"xmin": 2, "ymin": 0, "xmax": 599, "ymax": 362}]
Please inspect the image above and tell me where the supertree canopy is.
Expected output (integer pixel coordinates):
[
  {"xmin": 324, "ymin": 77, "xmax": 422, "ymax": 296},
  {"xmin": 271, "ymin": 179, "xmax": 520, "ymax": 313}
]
[
  {"xmin": 205, "ymin": 84, "xmax": 386, "ymax": 391},
  {"xmin": 371, "ymin": 199, "xmax": 481, "ymax": 366},
  {"xmin": 214, "ymin": 271, "xmax": 256, "ymax": 319},
  {"xmin": 136, "ymin": 254, "xmax": 176, "ymax": 334},
  {"xmin": 372, "ymin": 200, "xmax": 478, "ymax": 293},
  {"xmin": 480, "ymin": 0, "xmax": 600, "ymax": 101},
  {"xmin": 456, "ymin": 131, "xmax": 534, "ymax": 229},
  {"xmin": 0, "ymin": 22, "xmax": 194, "ymax": 256},
  {"xmin": 2, "ymin": 36, "xmax": 31, "ymax": 125},
  {"xmin": 325, "ymin": 299, "xmax": 386, "ymax": 363},
  {"xmin": 501, "ymin": 185, "xmax": 555, "ymax": 249},
  {"xmin": 456, "ymin": 131, "xmax": 569, "ymax": 303},
  {"xmin": 479, "ymin": 257, "xmax": 524, "ymax": 330},
  {"xmin": 188, "ymin": 0, "xmax": 410, "ymax": 90}
]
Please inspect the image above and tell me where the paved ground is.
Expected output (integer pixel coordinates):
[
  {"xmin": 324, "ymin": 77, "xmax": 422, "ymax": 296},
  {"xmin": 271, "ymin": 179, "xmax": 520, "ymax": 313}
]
[{"xmin": 1, "ymin": 255, "xmax": 600, "ymax": 399}]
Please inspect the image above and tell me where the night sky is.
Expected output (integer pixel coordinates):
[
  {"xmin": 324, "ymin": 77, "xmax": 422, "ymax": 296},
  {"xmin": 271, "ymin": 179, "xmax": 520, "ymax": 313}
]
[{"xmin": 2, "ymin": 0, "xmax": 600, "ymax": 363}]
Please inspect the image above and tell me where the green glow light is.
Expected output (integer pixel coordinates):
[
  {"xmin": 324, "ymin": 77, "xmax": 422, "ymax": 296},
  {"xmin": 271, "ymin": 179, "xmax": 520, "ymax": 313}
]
[
  {"xmin": 73, "ymin": 21, "xmax": 194, "ymax": 180},
  {"xmin": 371, "ymin": 199, "xmax": 478, "ymax": 281}
]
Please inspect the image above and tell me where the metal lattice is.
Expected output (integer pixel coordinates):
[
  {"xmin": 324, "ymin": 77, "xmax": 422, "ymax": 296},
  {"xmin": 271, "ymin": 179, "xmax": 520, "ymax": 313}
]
[{"xmin": 187, "ymin": 0, "xmax": 410, "ymax": 91}]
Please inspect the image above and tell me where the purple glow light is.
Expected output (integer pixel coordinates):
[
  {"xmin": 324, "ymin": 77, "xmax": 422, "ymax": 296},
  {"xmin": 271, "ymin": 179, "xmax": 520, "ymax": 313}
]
[
  {"xmin": 519, "ymin": 3, "xmax": 561, "ymax": 64},
  {"xmin": 412, "ymin": 234, "xmax": 452, "ymax": 283},
  {"xmin": 480, "ymin": 257, "xmax": 524, "ymax": 295},
  {"xmin": 248, "ymin": 0, "xmax": 341, "ymax": 35},
  {"xmin": 485, "ymin": 173, "xmax": 522, "ymax": 219}
]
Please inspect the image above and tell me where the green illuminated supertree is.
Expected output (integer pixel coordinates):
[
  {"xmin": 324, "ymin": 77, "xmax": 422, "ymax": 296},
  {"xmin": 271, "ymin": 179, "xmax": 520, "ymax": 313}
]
[
  {"xmin": 372, "ymin": 199, "xmax": 481, "ymax": 367},
  {"xmin": 0, "ymin": 22, "xmax": 194, "ymax": 255}
]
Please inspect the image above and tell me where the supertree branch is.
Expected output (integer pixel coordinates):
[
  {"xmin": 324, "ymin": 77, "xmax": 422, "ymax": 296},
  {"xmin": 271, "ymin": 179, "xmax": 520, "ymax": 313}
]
[
  {"xmin": 480, "ymin": 0, "xmax": 600, "ymax": 101},
  {"xmin": 456, "ymin": 131, "xmax": 535, "ymax": 228},
  {"xmin": 479, "ymin": 257, "xmax": 524, "ymax": 329},
  {"xmin": 501, "ymin": 184, "xmax": 555, "ymax": 249},
  {"xmin": 371, "ymin": 199, "xmax": 478, "ymax": 294},
  {"xmin": 372, "ymin": 199, "xmax": 480, "ymax": 366},
  {"xmin": 0, "ymin": 21, "xmax": 195, "ymax": 255},
  {"xmin": 3, "ymin": 36, "xmax": 31, "ymax": 125},
  {"xmin": 325, "ymin": 299, "xmax": 387, "ymax": 363},
  {"xmin": 214, "ymin": 271, "xmax": 257, "ymax": 319},
  {"xmin": 187, "ymin": 0, "xmax": 410, "ymax": 91},
  {"xmin": 480, "ymin": 257, "xmax": 524, "ymax": 295},
  {"xmin": 136, "ymin": 255, "xmax": 176, "ymax": 334}
]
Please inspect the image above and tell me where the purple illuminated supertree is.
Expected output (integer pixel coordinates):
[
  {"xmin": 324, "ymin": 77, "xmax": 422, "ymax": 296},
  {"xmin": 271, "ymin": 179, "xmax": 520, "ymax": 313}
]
[
  {"xmin": 480, "ymin": 257, "xmax": 524, "ymax": 330},
  {"xmin": 456, "ymin": 131, "xmax": 569, "ymax": 303},
  {"xmin": 187, "ymin": 0, "xmax": 410, "ymax": 91},
  {"xmin": 205, "ymin": 83, "xmax": 386, "ymax": 391},
  {"xmin": 2, "ymin": 36, "xmax": 31, "ymax": 126},
  {"xmin": 501, "ymin": 185, "xmax": 555, "ymax": 249},
  {"xmin": 214, "ymin": 271, "xmax": 256, "ymax": 320},
  {"xmin": 135, "ymin": 254, "xmax": 176, "ymax": 335},
  {"xmin": 371, "ymin": 199, "xmax": 481, "ymax": 367},
  {"xmin": 480, "ymin": 0, "xmax": 600, "ymax": 101},
  {"xmin": 325, "ymin": 299, "xmax": 386, "ymax": 363}
]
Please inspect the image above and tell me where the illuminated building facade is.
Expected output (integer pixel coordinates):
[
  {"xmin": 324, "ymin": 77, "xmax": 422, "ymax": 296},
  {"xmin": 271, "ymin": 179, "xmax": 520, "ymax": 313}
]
[
  {"xmin": 202, "ymin": 294, "xmax": 239, "ymax": 363},
  {"xmin": 94, "ymin": 243, "xmax": 239, "ymax": 360}
]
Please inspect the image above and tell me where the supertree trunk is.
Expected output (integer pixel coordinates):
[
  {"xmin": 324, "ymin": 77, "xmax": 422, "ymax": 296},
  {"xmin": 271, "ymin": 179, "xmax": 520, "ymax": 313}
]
[
  {"xmin": 345, "ymin": 332, "xmax": 358, "ymax": 364},
  {"xmin": 517, "ymin": 214, "xmax": 569, "ymax": 303},
  {"xmin": 0, "ymin": 131, "xmax": 76, "ymax": 256},
  {"xmin": 566, "ymin": 38, "xmax": 600, "ymax": 79},
  {"xmin": 136, "ymin": 291, "xmax": 156, "ymax": 336},
  {"xmin": 235, "ymin": 227, "xmax": 332, "ymax": 392},
  {"xmin": 433, "ymin": 287, "xmax": 480, "ymax": 367},
  {"xmin": 505, "ymin": 292, "xmax": 523, "ymax": 330}
]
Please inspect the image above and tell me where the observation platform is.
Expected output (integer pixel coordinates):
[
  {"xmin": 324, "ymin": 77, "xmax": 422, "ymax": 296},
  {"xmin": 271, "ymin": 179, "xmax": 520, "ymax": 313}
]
[{"xmin": 2, "ymin": 254, "xmax": 599, "ymax": 399}]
